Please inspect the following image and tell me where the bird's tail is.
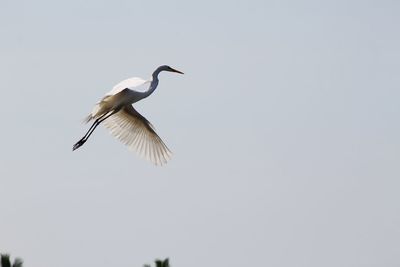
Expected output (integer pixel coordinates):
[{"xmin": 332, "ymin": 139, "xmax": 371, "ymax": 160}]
[
  {"xmin": 83, "ymin": 114, "xmax": 93, "ymax": 124},
  {"xmin": 82, "ymin": 102, "xmax": 102, "ymax": 123}
]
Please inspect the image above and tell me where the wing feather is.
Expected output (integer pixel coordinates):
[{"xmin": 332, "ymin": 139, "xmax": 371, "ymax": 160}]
[
  {"xmin": 103, "ymin": 105, "xmax": 172, "ymax": 165},
  {"xmin": 106, "ymin": 77, "xmax": 150, "ymax": 96}
]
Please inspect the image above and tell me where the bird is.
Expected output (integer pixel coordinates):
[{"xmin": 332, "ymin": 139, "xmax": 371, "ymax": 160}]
[{"xmin": 72, "ymin": 65, "xmax": 184, "ymax": 165}]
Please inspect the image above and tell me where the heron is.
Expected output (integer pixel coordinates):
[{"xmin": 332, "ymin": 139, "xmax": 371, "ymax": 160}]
[{"xmin": 73, "ymin": 65, "xmax": 184, "ymax": 165}]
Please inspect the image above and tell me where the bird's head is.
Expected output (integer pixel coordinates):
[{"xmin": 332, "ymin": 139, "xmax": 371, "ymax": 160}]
[{"xmin": 159, "ymin": 65, "xmax": 184, "ymax": 74}]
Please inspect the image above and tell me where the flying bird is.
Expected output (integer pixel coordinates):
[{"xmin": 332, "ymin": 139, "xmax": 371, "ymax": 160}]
[{"xmin": 73, "ymin": 65, "xmax": 184, "ymax": 165}]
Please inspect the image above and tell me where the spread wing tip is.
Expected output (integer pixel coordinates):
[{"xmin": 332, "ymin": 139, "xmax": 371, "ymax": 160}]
[{"xmin": 103, "ymin": 106, "xmax": 173, "ymax": 166}]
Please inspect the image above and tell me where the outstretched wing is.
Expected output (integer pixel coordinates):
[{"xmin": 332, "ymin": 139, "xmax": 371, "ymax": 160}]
[
  {"xmin": 103, "ymin": 105, "xmax": 172, "ymax": 165},
  {"xmin": 106, "ymin": 77, "xmax": 150, "ymax": 96}
]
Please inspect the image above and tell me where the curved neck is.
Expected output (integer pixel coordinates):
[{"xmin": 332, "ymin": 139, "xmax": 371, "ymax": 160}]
[
  {"xmin": 152, "ymin": 66, "xmax": 164, "ymax": 80},
  {"xmin": 141, "ymin": 78, "xmax": 159, "ymax": 99},
  {"xmin": 141, "ymin": 67, "xmax": 164, "ymax": 99}
]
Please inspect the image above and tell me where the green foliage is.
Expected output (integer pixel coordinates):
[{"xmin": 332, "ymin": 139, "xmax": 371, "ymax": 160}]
[
  {"xmin": 144, "ymin": 258, "xmax": 169, "ymax": 267},
  {"xmin": 0, "ymin": 254, "xmax": 23, "ymax": 267}
]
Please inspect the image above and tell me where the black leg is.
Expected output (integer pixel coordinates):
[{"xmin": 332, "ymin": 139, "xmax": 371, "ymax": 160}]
[{"xmin": 72, "ymin": 110, "xmax": 118, "ymax": 151}]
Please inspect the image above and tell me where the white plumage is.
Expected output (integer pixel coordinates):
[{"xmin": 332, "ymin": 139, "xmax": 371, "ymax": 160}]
[
  {"xmin": 73, "ymin": 65, "xmax": 183, "ymax": 165},
  {"xmin": 103, "ymin": 105, "xmax": 172, "ymax": 165},
  {"xmin": 105, "ymin": 77, "xmax": 149, "ymax": 97}
]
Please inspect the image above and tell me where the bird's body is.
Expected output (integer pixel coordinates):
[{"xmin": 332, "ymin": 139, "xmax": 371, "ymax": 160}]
[
  {"xmin": 73, "ymin": 65, "xmax": 183, "ymax": 165},
  {"xmin": 85, "ymin": 77, "xmax": 151, "ymax": 120}
]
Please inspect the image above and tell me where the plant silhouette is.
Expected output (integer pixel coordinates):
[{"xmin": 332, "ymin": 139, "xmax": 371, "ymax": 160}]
[
  {"xmin": 144, "ymin": 258, "xmax": 169, "ymax": 267},
  {"xmin": 0, "ymin": 254, "xmax": 23, "ymax": 267}
]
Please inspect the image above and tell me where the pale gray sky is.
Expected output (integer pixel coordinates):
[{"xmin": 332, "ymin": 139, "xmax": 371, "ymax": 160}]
[{"xmin": 1, "ymin": 0, "xmax": 399, "ymax": 267}]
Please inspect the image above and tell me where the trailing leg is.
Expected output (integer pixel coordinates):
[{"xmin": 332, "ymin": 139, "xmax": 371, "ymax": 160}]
[{"xmin": 72, "ymin": 110, "xmax": 118, "ymax": 151}]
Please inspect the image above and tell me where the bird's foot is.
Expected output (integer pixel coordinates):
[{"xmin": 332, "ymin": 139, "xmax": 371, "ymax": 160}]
[{"xmin": 72, "ymin": 138, "xmax": 86, "ymax": 151}]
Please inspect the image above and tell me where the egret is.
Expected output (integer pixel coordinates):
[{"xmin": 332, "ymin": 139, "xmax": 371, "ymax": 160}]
[{"xmin": 73, "ymin": 65, "xmax": 184, "ymax": 165}]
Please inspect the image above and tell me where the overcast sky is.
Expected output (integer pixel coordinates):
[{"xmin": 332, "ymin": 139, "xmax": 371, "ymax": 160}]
[{"xmin": 1, "ymin": 0, "xmax": 399, "ymax": 267}]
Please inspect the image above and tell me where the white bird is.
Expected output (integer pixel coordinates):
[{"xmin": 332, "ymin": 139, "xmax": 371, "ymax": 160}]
[{"xmin": 73, "ymin": 65, "xmax": 184, "ymax": 165}]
